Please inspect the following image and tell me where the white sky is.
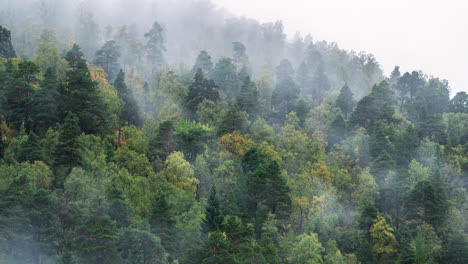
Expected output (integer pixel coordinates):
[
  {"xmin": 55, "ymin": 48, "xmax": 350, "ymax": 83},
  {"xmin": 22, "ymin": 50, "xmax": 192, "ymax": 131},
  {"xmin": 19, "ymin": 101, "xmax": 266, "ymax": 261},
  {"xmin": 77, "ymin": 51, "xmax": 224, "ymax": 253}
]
[{"xmin": 212, "ymin": 0, "xmax": 468, "ymax": 95}]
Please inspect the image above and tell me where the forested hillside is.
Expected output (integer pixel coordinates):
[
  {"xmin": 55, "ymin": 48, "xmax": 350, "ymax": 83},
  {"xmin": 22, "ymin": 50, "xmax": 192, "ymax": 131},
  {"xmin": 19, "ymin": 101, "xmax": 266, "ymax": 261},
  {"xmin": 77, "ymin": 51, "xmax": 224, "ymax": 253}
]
[{"xmin": 0, "ymin": 1, "xmax": 467, "ymax": 263}]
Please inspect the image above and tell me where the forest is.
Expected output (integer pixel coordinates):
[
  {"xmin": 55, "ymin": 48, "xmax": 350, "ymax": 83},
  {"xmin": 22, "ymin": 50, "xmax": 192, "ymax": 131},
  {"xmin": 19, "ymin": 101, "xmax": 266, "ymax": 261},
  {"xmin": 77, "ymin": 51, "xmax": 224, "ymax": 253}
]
[{"xmin": 0, "ymin": 0, "xmax": 467, "ymax": 263}]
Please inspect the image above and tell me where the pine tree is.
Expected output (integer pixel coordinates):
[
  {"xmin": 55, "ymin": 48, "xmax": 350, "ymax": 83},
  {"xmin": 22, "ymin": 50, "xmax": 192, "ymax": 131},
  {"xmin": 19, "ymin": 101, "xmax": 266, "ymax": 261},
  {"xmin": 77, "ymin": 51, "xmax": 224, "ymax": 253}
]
[
  {"xmin": 6, "ymin": 61, "xmax": 39, "ymax": 129},
  {"xmin": 55, "ymin": 112, "xmax": 81, "ymax": 166},
  {"xmin": 60, "ymin": 44, "xmax": 106, "ymax": 134},
  {"xmin": 193, "ymin": 50, "xmax": 213, "ymax": 74},
  {"xmin": 216, "ymin": 104, "xmax": 247, "ymax": 136},
  {"xmin": 203, "ymin": 184, "xmax": 224, "ymax": 233},
  {"xmin": 210, "ymin": 57, "xmax": 240, "ymax": 102},
  {"xmin": 236, "ymin": 76, "xmax": 259, "ymax": 120},
  {"xmin": 93, "ymin": 40, "xmax": 121, "ymax": 81},
  {"xmin": 64, "ymin": 44, "xmax": 88, "ymax": 71},
  {"xmin": 31, "ymin": 67, "xmax": 59, "ymax": 134},
  {"xmin": 414, "ymin": 227, "xmax": 429, "ymax": 264},
  {"xmin": 0, "ymin": 26, "xmax": 16, "ymax": 59},
  {"xmin": 336, "ymin": 84, "xmax": 355, "ymax": 119},
  {"xmin": 275, "ymin": 59, "xmax": 294, "ymax": 81},
  {"xmin": 327, "ymin": 114, "xmax": 346, "ymax": 147},
  {"xmin": 18, "ymin": 132, "xmax": 42, "ymax": 162},
  {"xmin": 310, "ymin": 63, "xmax": 330, "ymax": 106},
  {"xmin": 185, "ymin": 68, "xmax": 219, "ymax": 117},
  {"xmin": 114, "ymin": 69, "xmax": 140, "ymax": 126},
  {"xmin": 144, "ymin": 20, "xmax": 165, "ymax": 70}
]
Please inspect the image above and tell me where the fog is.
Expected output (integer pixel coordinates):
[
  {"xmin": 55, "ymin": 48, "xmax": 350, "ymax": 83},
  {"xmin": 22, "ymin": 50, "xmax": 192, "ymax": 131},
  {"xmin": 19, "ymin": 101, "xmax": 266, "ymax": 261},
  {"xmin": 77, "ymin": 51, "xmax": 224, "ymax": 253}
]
[{"xmin": 213, "ymin": 0, "xmax": 468, "ymax": 95}]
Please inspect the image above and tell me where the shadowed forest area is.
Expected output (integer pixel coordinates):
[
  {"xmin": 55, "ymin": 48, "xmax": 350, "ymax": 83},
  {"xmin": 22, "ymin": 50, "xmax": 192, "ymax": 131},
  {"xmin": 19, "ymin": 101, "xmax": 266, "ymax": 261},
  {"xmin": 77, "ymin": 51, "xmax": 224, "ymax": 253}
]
[{"xmin": 0, "ymin": 0, "xmax": 467, "ymax": 263}]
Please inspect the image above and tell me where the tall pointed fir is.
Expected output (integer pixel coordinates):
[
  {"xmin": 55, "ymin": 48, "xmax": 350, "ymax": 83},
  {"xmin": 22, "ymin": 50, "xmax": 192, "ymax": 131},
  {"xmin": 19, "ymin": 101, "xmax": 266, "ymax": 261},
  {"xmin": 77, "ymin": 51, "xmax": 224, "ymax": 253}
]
[
  {"xmin": 114, "ymin": 69, "xmax": 140, "ymax": 127},
  {"xmin": 144, "ymin": 20, "xmax": 165, "ymax": 71},
  {"xmin": 203, "ymin": 184, "xmax": 224, "ymax": 234},
  {"xmin": 60, "ymin": 44, "xmax": 105, "ymax": 134},
  {"xmin": 0, "ymin": 25, "xmax": 16, "ymax": 59},
  {"xmin": 336, "ymin": 84, "xmax": 355, "ymax": 119},
  {"xmin": 31, "ymin": 67, "xmax": 59, "ymax": 134},
  {"xmin": 236, "ymin": 76, "xmax": 259, "ymax": 120}
]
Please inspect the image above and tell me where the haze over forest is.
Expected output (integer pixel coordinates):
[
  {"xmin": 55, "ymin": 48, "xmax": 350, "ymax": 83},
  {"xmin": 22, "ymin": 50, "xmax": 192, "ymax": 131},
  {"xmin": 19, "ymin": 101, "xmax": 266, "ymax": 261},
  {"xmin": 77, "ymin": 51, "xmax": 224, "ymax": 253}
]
[{"xmin": 0, "ymin": 0, "xmax": 467, "ymax": 263}]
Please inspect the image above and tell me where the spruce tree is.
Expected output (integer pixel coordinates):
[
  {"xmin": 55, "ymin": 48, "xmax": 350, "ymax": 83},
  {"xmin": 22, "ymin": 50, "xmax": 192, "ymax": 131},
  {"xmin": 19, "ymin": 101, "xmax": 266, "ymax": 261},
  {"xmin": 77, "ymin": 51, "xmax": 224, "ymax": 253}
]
[
  {"xmin": 336, "ymin": 84, "xmax": 355, "ymax": 119},
  {"xmin": 193, "ymin": 50, "xmax": 213, "ymax": 74},
  {"xmin": 93, "ymin": 40, "xmax": 121, "ymax": 81},
  {"xmin": 0, "ymin": 25, "xmax": 16, "ymax": 59},
  {"xmin": 327, "ymin": 114, "xmax": 346, "ymax": 147},
  {"xmin": 6, "ymin": 61, "xmax": 39, "ymax": 129},
  {"xmin": 144, "ymin": 20, "xmax": 165, "ymax": 70},
  {"xmin": 31, "ymin": 67, "xmax": 59, "ymax": 134},
  {"xmin": 203, "ymin": 184, "xmax": 224, "ymax": 233},
  {"xmin": 185, "ymin": 68, "xmax": 219, "ymax": 117},
  {"xmin": 114, "ymin": 69, "xmax": 140, "ymax": 126},
  {"xmin": 55, "ymin": 112, "xmax": 81, "ymax": 166},
  {"xmin": 236, "ymin": 76, "xmax": 259, "ymax": 120}
]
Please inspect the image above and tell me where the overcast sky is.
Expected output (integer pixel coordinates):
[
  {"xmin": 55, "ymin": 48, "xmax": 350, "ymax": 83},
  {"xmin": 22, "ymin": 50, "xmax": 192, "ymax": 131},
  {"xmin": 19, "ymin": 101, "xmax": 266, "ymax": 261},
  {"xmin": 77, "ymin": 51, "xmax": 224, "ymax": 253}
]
[{"xmin": 212, "ymin": 0, "xmax": 467, "ymax": 95}]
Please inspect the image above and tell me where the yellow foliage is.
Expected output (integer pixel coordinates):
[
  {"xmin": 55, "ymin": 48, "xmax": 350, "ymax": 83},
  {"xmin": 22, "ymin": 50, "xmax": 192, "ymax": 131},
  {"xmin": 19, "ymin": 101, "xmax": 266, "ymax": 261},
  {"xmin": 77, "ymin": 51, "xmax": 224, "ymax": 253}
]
[
  {"xmin": 89, "ymin": 66, "xmax": 109, "ymax": 84},
  {"xmin": 309, "ymin": 161, "xmax": 332, "ymax": 184},
  {"xmin": 219, "ymin": 131, "xmax": 253, "ymax": 158}
]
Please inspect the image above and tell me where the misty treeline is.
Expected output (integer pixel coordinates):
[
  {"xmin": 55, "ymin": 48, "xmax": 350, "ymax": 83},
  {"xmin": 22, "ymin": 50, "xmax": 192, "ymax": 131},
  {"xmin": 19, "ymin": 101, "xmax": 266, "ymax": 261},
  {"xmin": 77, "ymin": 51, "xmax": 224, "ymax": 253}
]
[{"xmin": 0, "ymin": 0, "xmax": 467, "ymax": 263}]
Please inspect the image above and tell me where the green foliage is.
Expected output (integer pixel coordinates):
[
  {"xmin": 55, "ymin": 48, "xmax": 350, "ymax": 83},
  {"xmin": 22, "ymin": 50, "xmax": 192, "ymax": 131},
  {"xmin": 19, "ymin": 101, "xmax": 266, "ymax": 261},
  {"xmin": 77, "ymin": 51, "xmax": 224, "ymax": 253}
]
[
  {"xmin": 336, "ymin": 84, "xmax": 355, "ymax": 119},
  {"xmin": 0, "ymin": 25, "xmax": 16, "ymax": 59},
  {"xmin": 185, "ymin": 69, "xmax": 220, "ymax": 118},
  {"xmin": 93, "ymin": 40, "xmax": 121, "ymax": 81},
  {"xmin": 145, "ymin": 20, "xmax": 165, "ymax": 70},
  {"xmin": 203, "ymin": 184, "xmax": 224, "ymax": 233}
]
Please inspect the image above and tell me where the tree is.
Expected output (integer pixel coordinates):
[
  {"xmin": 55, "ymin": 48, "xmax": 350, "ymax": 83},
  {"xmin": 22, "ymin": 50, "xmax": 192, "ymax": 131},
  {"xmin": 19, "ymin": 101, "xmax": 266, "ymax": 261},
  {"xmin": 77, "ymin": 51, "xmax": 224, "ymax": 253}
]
[
  {"xmin": 6, "ymin": 60, "xmax": 39, "ymax": 128},
  {"xmin": 114, "ymin": 69, "xmax": 140, "ymax": 126},
  {"xmin": 60, "ymin": 44, "xmax": 107, "ymax": 134},
  {"xmin": 216, "ymin": 104, "xmax": 248, "ymax": 136},
  {"xmin": 369, "ymin": 216, "xmax": 397, "ymax": 263},
  {"xmin": 203, "ymin": 184, "xmax": 224, "ymax": 233},
  {"xmin": 236, "ymin": 76, "xmax": 260, "ymax": 119},
  {"xmin": 118, "ymin": 225, "xmax": 167, "ymax": 264},
  {"xmin": 327, "ymin": 115, "xmax": 346, "ymax": 147},
  {"xmin": 271, "ymin": 77, "xmax": 300, "ymax": 120},
  {"xmin": 414, "ymin": 227, "xmax": 429, "ymax": 264},
  {"xmin": 0, "ymin": 25, "xmax": 16, "ymax": 59},
  {"xmin": 232, "ymin": 41, "xmax": 248, "ymax": 64},
  {"xmin": 210, "ymin": 57, "xmax": 239, "ymax": 102},
  {"xmin": 193, "ymin": 50, "xmax": 213, "ymax": 74},
  {"xmin": 349, "ymin": 82, "xmax": 395, "ymax": 130},
  {"xmin": 289, "ymin": 233, "xmax": 324, "ymax": 264},
  {"xmin": 64, "ymin": 44, "xmax": 88, "ymax": 71},
  {"xmin": 336, "ymin": 84, "xmax": 355, "ymax": 119},
  {"xmin": 31, "ymin": 67, "xmax": 59, "ymax": 134},
  {"xmin": 144, "ymin": 20, "xmax": 165, "ymax": 70},
  {"xmin": 185, "ymin": 69, "xmax": 219, "ymax": 117},
  {"xmin": 240, "ymin": 147, "xmax": 291, "ymax": 235},
  {"xmin": 94, "ymin": 40, "xmax": 121, "ymax": 81},
  {"xmin": 310, "ymin": 63, "xmax": 330, "ymax": 106},
  {"xmin": 275, "ymin": 59, "xmax": 294, "ymax": 81},
  {"xmin": 405, "ymin": 180, "xmax": 447, "ymax": 227},
  {"xmin": 448, "ymin": 91, "xmax": 468, "ymax": 113},
  {"xmin": 55, "ymin": 112, "xmax": 81, "ymax": 166}
]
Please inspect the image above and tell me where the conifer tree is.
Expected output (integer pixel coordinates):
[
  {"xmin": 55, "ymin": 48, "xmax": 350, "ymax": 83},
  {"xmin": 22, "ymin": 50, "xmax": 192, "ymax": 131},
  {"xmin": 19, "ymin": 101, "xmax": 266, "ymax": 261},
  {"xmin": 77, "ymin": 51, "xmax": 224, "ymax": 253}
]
[
  {"xmin": 236, "ymin": 76, "xmax": 259, "ymax": 120},
  {"xmin": 0, "ymin": 26, "xmax": 16, "ymax": 59},
  {"xmin": 31, "ymin": 67, "xmax": 59, "ymax": 134},
  {"xmin": 93, "ymin": 40, "xmax": 121, "ymax": 81},
  {"xmin": 114, "ymin": 69, "xmax": 140, "ymax": 126},
  {"xmin": 185, "ymin": 68, "xmax": 219, "ymax": 117},
  {"xmin": 336, "ymin": 84, "xmax": 355, "ymax": 119},
  {"xmin": 203, "ymin": 184, "xmax": 224, "ymax": 233},
  {"xmin": 144, "ymin": 20, "xmax": 165, "ymax": 70},
  {"xmin": 55, "ymin": 112, "xmax": 81, "ymax": 166},
  {"xmin": 193, "ymin": 50, "xmax": 213, "ymax": 74}
]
